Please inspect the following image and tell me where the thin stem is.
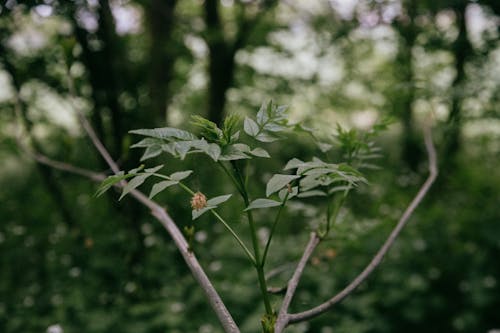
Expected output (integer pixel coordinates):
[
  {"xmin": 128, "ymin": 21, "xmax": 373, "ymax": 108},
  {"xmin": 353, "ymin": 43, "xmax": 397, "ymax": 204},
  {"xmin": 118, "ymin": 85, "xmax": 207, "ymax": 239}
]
[
  {"xmin": 175, "ymin": 180, "xmax": 256, "ymax": 265},
  {"xmin": 321, "ymin": 194, "xmax": 344, "ymax": 238},
  {"xmin": 218, "ymin": 161, "xmax": 245, "ymax": 198},
  {"xmin": 231, "ymin": 162, "xmax": 273, "ymax": 316},
  {"xmin": 211, "ymin": 210, "xmax": 256, "ymax": 265},
  {"xmin": 262, "ymin": 192, "xmax": 289, "ymax": 267}
]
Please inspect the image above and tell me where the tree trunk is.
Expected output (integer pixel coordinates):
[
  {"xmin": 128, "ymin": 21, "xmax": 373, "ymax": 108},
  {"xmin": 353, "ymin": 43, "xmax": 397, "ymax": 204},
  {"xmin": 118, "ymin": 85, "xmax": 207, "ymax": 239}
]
[
  {"xmin": 445, "ymin": 1, "xmax": 472, "ymax": 160},
  {"xmin": 146, "ymin": 0, "xmax": 178, "ymax": 126}
]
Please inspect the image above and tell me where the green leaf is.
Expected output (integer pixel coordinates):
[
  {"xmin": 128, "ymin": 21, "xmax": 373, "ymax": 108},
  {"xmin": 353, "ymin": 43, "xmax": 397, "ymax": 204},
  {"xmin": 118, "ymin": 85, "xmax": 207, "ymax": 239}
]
[
  {"xmin": 192, "ymin": 207, "xmax": 214, "ymax": 220},
  {"xmin": 266, "ymin": 174, "xmax": 301, "ymax": 197},
  {"xmin": 249, "ymin": 148, "xmax": 270, "ymax": 158},
  {"xmin": 131, "ymin": 138, "xmax": 163, "ymax": 148},
  {"xmin": 149, "ymin": 180, "xmax": 178, "ymax": 199},
  {"xmin": 169, "ymin": 170, "xmax": 193, "ymax": 181},
  {"xmin": 256, "ymin": 132, "xmax": 279, "ymax": 142},
  {"xmin": 130, "ymin": 127, "xmax": 197, "ymax": 141},
  {"xmin": 297, "ymin": 190, "xmax": 327, "ymax": 198},
  {"xmin": 219, "ymin": 145, "xmax": 250, "ymax": 161},
  {"xmin": 318, "ymin": 142, "xmax": 333, "ymax": 153},
  {"xmin": 244, "ymin": 199, "xmax": 281, "ymax": 211},
  {"xmin": 256, "ymin": 101, "xmax": 270, "ymax": 125},
  {"xmin": 140, "ymin": 145, "xmax": 162, "ymax": 161},
  {"xmin": 244, "ymin": 117, "xmax": 259, "ymax": 136},
  {"xmin": 204, "ymin": 143, "xmax": 221, "ymax": 161},
  {"xmin": 328, "ymin": 185, "xmax": 352, "ymax": 194},
  {"xmin": 284, "ymin": 158, "xmax": 304, "ymax": 170},
  {"xmin": 95, "ymin": 172, "xmax": 131, "ymax": 197},
  {"xmin": 206, "ymin": 194, "xmax": 232, "ymax": 206},
  {"xmin": 144, "ymin": 165, "xmax": 164, "ymax": 173},
  {"xmin": 278, "ymin": 186, "xmax": 298, "ymax": 201},
  {"xmin": 120, "ymin": 174, "xmax": 152, "ymax": 200},
  {"xmin": 174, "ymin": 141, "xmax": 192, "ymax": 159}
]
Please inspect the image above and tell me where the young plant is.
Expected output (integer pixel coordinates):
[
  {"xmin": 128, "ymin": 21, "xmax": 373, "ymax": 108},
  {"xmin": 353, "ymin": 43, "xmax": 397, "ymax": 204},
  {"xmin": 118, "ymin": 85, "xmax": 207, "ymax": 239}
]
[{"xmin": 96, "ymin": 100, "xmax": 394, "ymax": 332}]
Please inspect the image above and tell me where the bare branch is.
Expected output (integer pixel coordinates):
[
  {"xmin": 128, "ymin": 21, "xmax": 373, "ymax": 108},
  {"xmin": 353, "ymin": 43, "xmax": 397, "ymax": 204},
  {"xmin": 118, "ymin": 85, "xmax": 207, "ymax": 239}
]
[
  {"xmin": 11, "ymin": 73, "xmax": 240, "ymax": 332},
  {"xmin": 286, "ymin": 126, "xmax": 437, "ymax": 326},
  {"xmin": 275, "ymin": 232, "xmax": 320, "ymax": 332}
]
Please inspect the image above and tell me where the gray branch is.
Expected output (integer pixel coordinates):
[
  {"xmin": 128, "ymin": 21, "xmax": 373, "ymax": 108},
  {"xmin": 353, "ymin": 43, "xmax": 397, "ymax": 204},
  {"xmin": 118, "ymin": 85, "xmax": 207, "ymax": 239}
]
[
  {"xmin": 13, "ymin": 80, "xmax": 240, "ymax": 333},
  {"xmin": 280, "ymin": 126, "xmax": 438, "ymax": 329},
  {"xmin": 275, "ymin": 232, "xmax": 320, "ymax": 332}
]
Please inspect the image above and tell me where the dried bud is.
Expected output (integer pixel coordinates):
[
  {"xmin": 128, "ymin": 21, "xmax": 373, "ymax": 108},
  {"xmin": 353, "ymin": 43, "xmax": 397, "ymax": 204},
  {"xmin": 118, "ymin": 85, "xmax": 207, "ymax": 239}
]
[{"xmin": 190, "ymin": 192, "xmax": 207, "ymax": 210}]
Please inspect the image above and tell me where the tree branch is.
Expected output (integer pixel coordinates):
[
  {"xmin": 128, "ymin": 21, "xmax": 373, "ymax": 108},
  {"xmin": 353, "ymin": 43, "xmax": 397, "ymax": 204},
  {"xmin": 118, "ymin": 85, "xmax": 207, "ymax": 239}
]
[
  {"xmin": 282, "ymin": 126, "xmax": 437, "ymax": 328},
  {"xmin": 275, "ymin": 232, "xmax": 320, "ymax": 331},
  {"xmin": 10, "ymin": 69, "xmax": 240, "ymax": 332}
]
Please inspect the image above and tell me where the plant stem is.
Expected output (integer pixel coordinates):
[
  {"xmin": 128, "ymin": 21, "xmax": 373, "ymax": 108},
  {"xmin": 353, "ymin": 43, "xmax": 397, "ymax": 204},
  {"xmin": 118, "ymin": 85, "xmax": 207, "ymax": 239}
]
[
  {"xmin": 174, "ymin": 179, "xmax": 256, "ymax": 265},
  {"xmin": 231, "ymin": 162, "xmax": 273, "ymax": 316},
  {"xmin": 211, "ymin": 210, "xmax": 256, "ymax": 265},
  {"xmin": 262, "ymin": 192, "xmax": 289, "ymax": 267}
]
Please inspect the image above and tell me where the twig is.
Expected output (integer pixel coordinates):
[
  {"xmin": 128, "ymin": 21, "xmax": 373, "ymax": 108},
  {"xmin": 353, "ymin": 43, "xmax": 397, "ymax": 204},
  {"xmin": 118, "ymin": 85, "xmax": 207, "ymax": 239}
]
[
  {"xmin": 11, "ymin": 69, "xmax": 240, "ymax": 332},
  {"xmin": 69, "ymin": 89, "xmax": 239, "ymax": 333},
  {"xmin": 280, "ymin": 126, "xmax": 437, "ymax": 329},
  {"xmin": 274, "ymin": 232, "xmax": 320, "ymax": 332}
]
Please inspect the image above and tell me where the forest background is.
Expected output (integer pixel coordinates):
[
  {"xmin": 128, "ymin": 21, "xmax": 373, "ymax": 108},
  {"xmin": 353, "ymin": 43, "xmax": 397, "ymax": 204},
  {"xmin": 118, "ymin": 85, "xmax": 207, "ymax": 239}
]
[{"xmin": 0, "ymin": 0, "xmax": 499, "ymax": 332}]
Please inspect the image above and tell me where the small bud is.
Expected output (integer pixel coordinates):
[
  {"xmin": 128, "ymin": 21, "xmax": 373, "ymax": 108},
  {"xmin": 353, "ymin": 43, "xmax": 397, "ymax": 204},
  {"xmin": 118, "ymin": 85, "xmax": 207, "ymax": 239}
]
[{"xmin": 190, "ymin": 192, "xmax": 207, "ymax": 210}]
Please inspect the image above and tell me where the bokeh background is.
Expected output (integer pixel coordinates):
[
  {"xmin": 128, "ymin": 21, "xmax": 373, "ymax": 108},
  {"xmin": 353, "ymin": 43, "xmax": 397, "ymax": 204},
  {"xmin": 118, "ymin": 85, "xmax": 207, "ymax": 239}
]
[{"xmin": 0, "ymin": 0, "xmax": 499, "ymax": 332}]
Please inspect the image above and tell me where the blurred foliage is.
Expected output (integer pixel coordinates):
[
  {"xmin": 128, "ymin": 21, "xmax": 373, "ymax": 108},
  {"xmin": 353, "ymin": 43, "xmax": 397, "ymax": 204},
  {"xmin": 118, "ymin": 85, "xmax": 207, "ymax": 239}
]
[{"xmin": 0, "ymin": 0, "xmax": 499, "ymax": 332}]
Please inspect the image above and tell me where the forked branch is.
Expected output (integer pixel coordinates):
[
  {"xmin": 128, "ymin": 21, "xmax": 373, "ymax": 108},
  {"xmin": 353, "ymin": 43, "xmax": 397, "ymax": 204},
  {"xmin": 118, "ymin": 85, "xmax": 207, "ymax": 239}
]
[
  {"xmin": 11, "ymin": 78, "xmax": 240, "ymax": 333},
  {"xmin": 275, "ymin": 126, "xmax": 437, "ymax": 332}
]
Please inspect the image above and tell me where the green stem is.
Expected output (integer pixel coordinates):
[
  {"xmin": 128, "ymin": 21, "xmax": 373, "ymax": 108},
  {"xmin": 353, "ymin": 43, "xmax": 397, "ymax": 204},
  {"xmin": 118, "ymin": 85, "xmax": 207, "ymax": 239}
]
[
  {"xmin": 172, "ymin": 178, "xmax": 256, "ymax": 265},
  {"xmin": 218, "ymin": 162, "xmax": 245, "ymax": 198},
  {"xmin": 261, "ymin": 192, "xmax": 289, "ymax": 268},
  {"xmin": 322, "ymin": 194, "xmax": 344, "ymax": 237},
  {"xmin": 211, "ymin": 210, "xmax": 256, "ymax": 265},
  {"xmin": 232, "ymin": 163, "xmax": 273, "ymax": 315}
]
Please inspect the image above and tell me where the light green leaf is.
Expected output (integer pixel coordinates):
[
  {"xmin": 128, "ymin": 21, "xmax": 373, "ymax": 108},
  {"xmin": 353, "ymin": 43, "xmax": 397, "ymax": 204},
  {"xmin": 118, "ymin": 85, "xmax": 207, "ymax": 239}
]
[
  {"xmin": 244, "ymin": 198, "xmax": 281, "ymax": 211},
  {"xmin": 278, "ymin": 186, "xmax": 298, "ymax": 201},
  {"xmin": 170, "ymin": 170, "xmax": 193, "ymax": 181},
  {"xmin": 192, "ymin": 207, "xmax": 214, "ymax": 220},
  {"xmin": 219, "ymin": 145, "xmax": 250, "ymax": 160},
  {"xmin": 95, "ymin": 172, "xmax": 130, "ymax": 197},
  {"xmin": 256, "ymin": 101, "xmax": 270, "ymax": 125},
  {"xmin": 140, "ymin": 145, "xmax": 162, "ymax": 161},
  {"xmin": 250, "ymin": 148, "xmax": 270, "ymax": 158},
  {"xmin": 130, "ymin": 127, "xmax": 197, "ymax": 141},
  {"xmin": 232, "ymin": 143, "xmax": 251, "ymax": 153},
  {"xmin": 318, "ymin": 142, "xmax": 333, "ymax": 153},
  {"xmin": 297, "ymin": 190, "xmax": 327, "ymax": 198},
  {"xmin": 206, "ymin": 194, "xmax": 232, "ymax": 206},
  {"xmin": 120, "ymin": 174, "xmax": 151, "ymax": 200},
  {"xmin": 149, "ymin": 180, "xmax": 178, "ymax": 199},
  {"xmin": 256, "ymin": 133, "xmax": 279, "ymax": 143},
  {"xmin": 266, "ymin": 174, "xmax": 301, "ymax": 197},
  {"xmin": 205, "ymin": 143, "xmax": 221, "ymax": 161},
  {"xmin": 131, "ymin": 138, "xmax": 163, "ymax": 148},
  {"xmin": 328, "ymin": 185, "xmax": 352, "ymax": 194},
  {"xmin": 284, "ymin": 158, "xmax": 304, "ymax": 170},
  {"xmin": 174, "ymin": 141, "xmax": 192, "ymax": 159},
  {"xmin": 244, "ymin": 117, "xmax": 259, "ymax": 136},
  {"xmin": 144, "ymin": 165, "xmax": 164, "ymax": 173}
]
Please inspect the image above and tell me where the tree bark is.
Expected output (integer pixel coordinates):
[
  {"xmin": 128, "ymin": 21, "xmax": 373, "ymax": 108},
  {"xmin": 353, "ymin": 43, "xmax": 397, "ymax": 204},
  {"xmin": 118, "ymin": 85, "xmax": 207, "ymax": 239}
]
[
  {"xmin": 445, "ymin": 1, "xmax": 472, "ymax": 160},
  {"xmin": 146, "ymin": 0, "xmax": 178, "ymax": 126}
]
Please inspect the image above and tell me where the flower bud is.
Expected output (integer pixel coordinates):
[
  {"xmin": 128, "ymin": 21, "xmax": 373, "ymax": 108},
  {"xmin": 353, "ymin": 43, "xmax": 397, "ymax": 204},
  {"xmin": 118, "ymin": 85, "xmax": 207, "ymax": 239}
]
[{"xmin": 190, "ymin": 192, "xmax": 207, "ymax": 210}]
